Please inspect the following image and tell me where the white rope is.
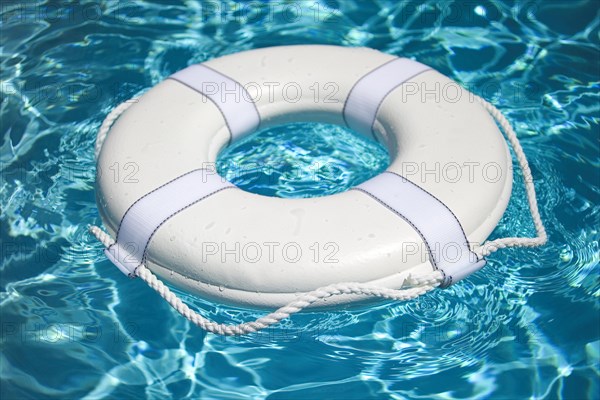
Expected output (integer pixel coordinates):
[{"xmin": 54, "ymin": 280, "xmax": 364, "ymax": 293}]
[
  {"xmin": 95, "ymin": 99, "xmax": 138, "ymax": 159},
  {"xmin": 138, "ymin": 268, "xmax": 440, "ymax": 336},
  {"xmin": 88, "ymin": 225, "xmax": 442, "ymax": 336},
  {"xmin": 89, "ymin": 94, "xmax": 547, "ymax": 335},
  {"xmin": 473, "ymin": 95, "xmax": 548, "ymax": 257}
]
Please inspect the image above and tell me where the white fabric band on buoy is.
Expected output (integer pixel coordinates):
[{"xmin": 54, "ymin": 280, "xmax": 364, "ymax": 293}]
[
  {"xmin": 105, "ymin": 169, "xmax": 235, "ymax": 276},
  {"xmin": 354, "ymin": 172, "xmax": 485, "ymax": 287},
  {"xmin": 343, "ymin": 58, "xmax": 430, "ymax": 135},
  {"xmin": 170, "ymin": 64, "xmax": 260, "ymax": 140}
]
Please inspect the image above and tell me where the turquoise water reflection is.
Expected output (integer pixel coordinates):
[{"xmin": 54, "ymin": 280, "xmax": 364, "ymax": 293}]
[{"xmin": 1, "ymin": 1, "xmax": 599, "ymax": 399}]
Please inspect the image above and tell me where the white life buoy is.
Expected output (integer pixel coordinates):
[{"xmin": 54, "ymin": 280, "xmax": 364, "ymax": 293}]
[{"xmin": 93, "ymin": 45, "xmax": 544, "ymax": 317}]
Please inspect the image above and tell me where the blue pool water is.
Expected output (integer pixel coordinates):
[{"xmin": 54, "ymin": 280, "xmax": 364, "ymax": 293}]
[
  {"xmin": 1, "ymin": 1, "xmax": 599, "ymax": 399},
  {"xmin": 217, "ymin": 123, "xmax": 390, "ymax": 198}
]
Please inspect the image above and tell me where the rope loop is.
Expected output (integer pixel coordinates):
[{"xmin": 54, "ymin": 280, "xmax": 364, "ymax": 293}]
[{"xmin": 89, "ymin": 93, "xmax": 547, "ymax": 335}]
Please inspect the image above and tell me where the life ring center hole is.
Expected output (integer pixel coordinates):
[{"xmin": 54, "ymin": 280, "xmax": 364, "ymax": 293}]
[{"xmin": 216, "ymin": 122, "xmax": 390, "ymax": 198}]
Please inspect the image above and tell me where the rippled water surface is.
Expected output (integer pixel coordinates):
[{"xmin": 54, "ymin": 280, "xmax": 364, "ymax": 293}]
[{"xmin": 1, "ymin": 1, "xmax": 599, "ymax": 399}]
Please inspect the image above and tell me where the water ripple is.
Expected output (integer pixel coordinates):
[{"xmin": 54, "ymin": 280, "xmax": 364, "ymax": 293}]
[{"xmin": 1, "ymin": 1, "xmax": 598, "ymax": 399}]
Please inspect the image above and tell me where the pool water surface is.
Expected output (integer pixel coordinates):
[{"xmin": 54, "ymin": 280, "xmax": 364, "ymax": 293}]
[{"xmin": 1, "ymin": 1, "xmax": 599, "ymax": 399}]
